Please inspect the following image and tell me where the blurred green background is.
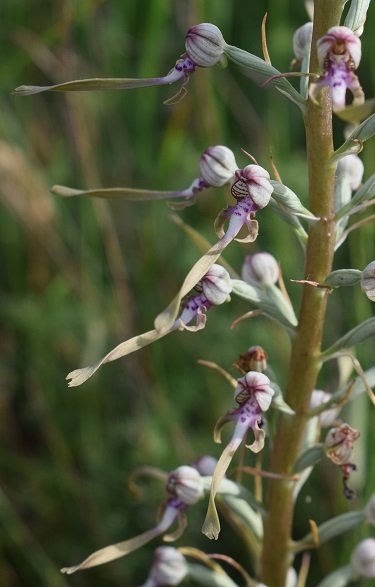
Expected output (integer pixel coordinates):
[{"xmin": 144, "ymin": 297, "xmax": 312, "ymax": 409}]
[{"xmin": 1, "ymin": 1, "xmax": 374, "ymax": 586}]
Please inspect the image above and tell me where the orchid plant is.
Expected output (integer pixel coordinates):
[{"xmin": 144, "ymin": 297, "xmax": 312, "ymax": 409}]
[{"xmin": 14, "ymin": 1, "xmax": 375, "ymax": 586}]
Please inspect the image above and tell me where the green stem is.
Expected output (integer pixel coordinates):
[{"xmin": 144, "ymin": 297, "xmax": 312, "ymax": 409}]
[{"xmin": 259, "ymin": 2, "xmax": 343, "ymax": 586}]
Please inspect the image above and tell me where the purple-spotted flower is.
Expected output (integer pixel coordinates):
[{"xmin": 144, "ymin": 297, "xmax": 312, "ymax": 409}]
[
  {"xmin": 61, "ymin": 466, "xmax": 203, "ymax": 575},
  {"xmin": 154, "ymin": 164, "xmax": 273, "ymax": 335},
  {"xmin": 139, "ymin": 547, "xmax": 188, "ymax": 587},
  {"xmin": 15, "ymin": 24, "xmax": 226, "ymax": 102},
  {"xmin": 66, "ymin": 264, "xmax": 232, "ymax": 386},
  {"xmin": 215, "ymin": 165, "xmax": 273, "ymax": 242},
  {"xmin": 202, "ymin": 372, "xmax": 274, "ymax": 539},
  {"xmin": 309, "ymin": 26, "xmax": 364, "ymax": 112},
  {"xmin": 52, "ymin": 144, "xmax": 238, "ymax": 210},
  {"xmin": 325, "ymin": 423, "xmax": 360, "ymax": 499}
]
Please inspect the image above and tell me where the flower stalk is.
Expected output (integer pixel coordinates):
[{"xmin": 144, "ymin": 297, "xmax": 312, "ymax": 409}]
[{"xmin": 260, "ymin": 1, "xmax": 344, "ymax": 586}]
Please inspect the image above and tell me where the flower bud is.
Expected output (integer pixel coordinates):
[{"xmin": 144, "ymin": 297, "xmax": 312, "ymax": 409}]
[
  {"xmin": 285, "ymin": 567, "xmax": 298, "ymax": 587},
  {"xmin": 337, "ymin": 154, "xmax": 364, "ymax": 190},
  {"xmin": 149, "ymin": 547, "xmax": 188, "ymax": 586},
  {"xmin": 365, "ymin": 494, "xmax": 375, "ymax": 526},
  {"xmin": 361, "ymin": 261, "xmax": 375, "ymax": 302},
  {"xmin": 199, "ymin": 264, "xmax": 232, "ymax": 305},
  {"xmin": 185, "ymin": 23, "xmax": 226, "ymax": 68},
  {"xmin": 199, "ymin": 145, "xmax": 238, "ymax": 187},
  {"xmin": 242, "ymin": 253, "xmax": 279, "ymax": 288},
  {"xmin": 191, "ymin": 455, "xmax": 218, "ymax": 476},
  {"xmin": 293, "ymin": 22, "xmax": 313, "ymax": 61},
  {"xmin": 310, "ymin": 390, "xmax": 340, "ymax": 427},
  {"xmin": 166, "ymin": 465, "xmax": 204, "ymax": 505},
  {"xmin": 351, "ymin": 538, "xmax": 375, "ymax": 578},
  {"xmin": 237, "ymin": 346, "xmax": 268, "ymax": 373},
  {"xmin": 325, "ymin": 423, "xmax": 360, "ymax": 465},
  {"xmin": 234, "ymin": 371, "xmax": 274, "ymax": 411},
  {"xmin": 231, "ymin": 165, "xmax": 273, "ymax": 208}
]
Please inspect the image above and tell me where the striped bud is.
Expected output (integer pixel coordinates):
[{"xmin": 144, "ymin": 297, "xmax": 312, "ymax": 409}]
[{"xmin": 185, "ymin": 23, "xmax": 226, "ymax": 68}]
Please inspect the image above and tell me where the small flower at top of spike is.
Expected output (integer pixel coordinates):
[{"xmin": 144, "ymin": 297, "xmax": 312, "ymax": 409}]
[
  {"xmin": 185, "ymin": 23, "xmax": 226, "ymax": 68},
  {"xmin": 236, "ymin": 346, "xmax": 268, "ymax": 373},
  {"xmin": 351, "ymin": 538, "xmax": 375, "ymax": 579},
  {"xmin": 309, "ymin": 26, "xmax": 364, "ymax": 112},
  {"xmin": 361, "ymin": 261, "xmax": 375, "ymax": 302}
]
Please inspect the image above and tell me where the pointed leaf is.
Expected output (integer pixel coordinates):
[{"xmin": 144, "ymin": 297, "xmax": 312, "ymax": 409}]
[
  {"xmin": 331, "ymin": 114, "xmax": 375, "ymax": 162},
  {"xmin": 315, "ymin": 565, "xmax": 353, "ymax": 587},
  {"xmin": 321, "ymin": 317, "xmax": 375, "ymax": 357},
  {"xmin": 231, "ymin": 279, "xmax": 297, "ymax": 332},
  {"xmin": 268, "ymin": 198, "xmax": 308, "ymax": 245},
  {"xmin": 335, "ymin": 172, "xmax": 375, "ymax": 220},
  {"xmin": 298, "ymin": 511, "xmax": 366, "ymax": 548},
  {"xmin": 187, "ymin": 564, "xmax": 240, "ymax": 587},
  {"xmin": 324, "ymin": 269, "xmax": 362, "ymax": 288},
  {"xmin": 270, "ymin": 181, "xmax": 316, "ymax": 220},
  {"xmin": 293, "ymin": 444, "xmax": 325, "ymax": 473},
  {"xmin": 223, "ymin": 45, "xmax": 307, "ymax": 110},
  {"xmin": 344, "ymin": 0, "xmax": 371, "ymax": 35},
  {"xmin": 334, "ymin": 366, "xmax": 375, "ymax": 404}
]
